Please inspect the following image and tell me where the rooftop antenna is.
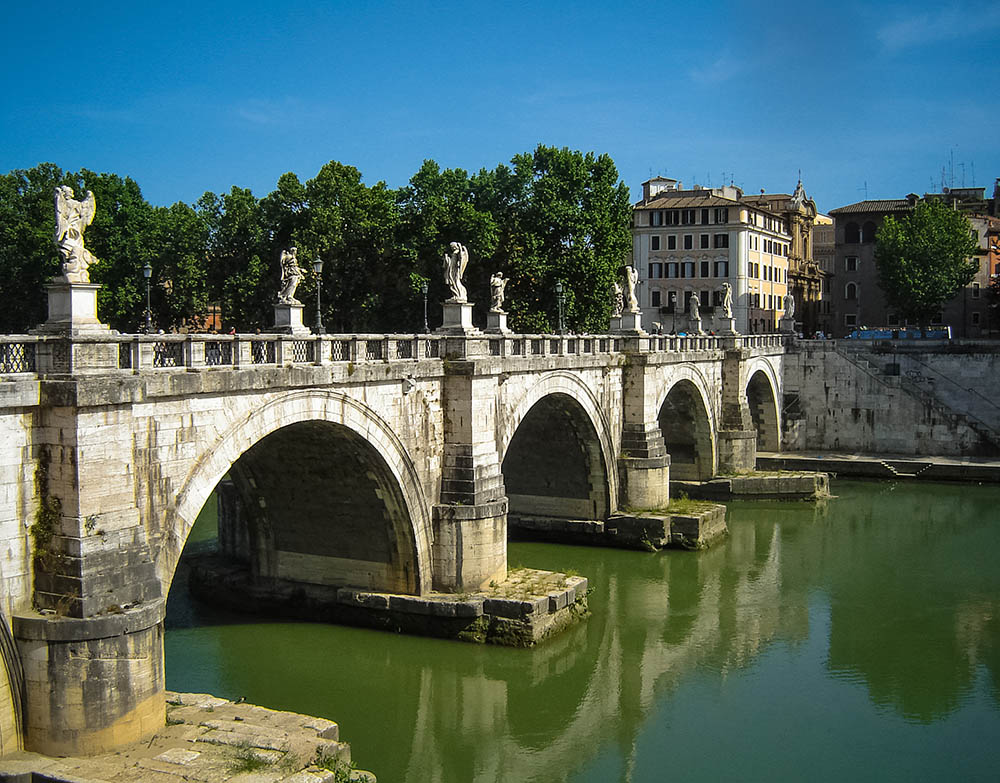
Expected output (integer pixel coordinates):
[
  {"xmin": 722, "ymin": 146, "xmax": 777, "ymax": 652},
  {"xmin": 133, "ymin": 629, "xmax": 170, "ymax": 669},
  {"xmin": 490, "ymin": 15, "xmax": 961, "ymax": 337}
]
[
  {"xmin": 971, "ymin": 161, "xmax": 976, "ymax": 187},
  {"xmin": 858, "ymin": 181, "xmax": 868, "ymax": 199},
  {"xmin": 959, "ymin": 162, "xmax": 966, "ymax": 188}
]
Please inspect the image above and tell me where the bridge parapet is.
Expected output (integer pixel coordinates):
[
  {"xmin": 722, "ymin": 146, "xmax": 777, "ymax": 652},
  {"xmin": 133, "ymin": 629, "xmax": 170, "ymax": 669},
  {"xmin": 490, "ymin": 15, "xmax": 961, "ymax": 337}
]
[{"xmin": 0, "ymin": 331, "xmax": 788, "ymax": 377}]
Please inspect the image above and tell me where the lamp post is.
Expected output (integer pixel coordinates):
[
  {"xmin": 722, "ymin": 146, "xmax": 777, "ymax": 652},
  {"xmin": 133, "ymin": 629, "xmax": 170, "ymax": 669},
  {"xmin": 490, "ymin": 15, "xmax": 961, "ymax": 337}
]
[
  {"xmin": 421, "ymin": 280, "xmax": 429, "ymax": 333},
  {"xmin": 142, "ymin": 261, "xmax": 153, "ymax": 333},
  {"xmin": 669, "ymin": 292, "xmax": 677, "ymax": 334},
  {"xmin": 555, "ymin": 281, "xmax": 565, "ymax": 334},
  {"xmin": 312, "ymin": 257, "xmax": 325, "ymax": 334}
]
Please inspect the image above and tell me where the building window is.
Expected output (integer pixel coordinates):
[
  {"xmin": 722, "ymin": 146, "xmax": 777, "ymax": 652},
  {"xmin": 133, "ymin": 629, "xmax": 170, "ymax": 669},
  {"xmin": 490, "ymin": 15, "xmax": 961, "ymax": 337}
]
[
  {"xmin": 651, "ymin": 290, "xmax": 661, "ymax": 307},
  {"xmin": 973, "ymin": 282, "xmax": 981, "ymax": 298},
  {"xmin": 714, "ymin": 260, "xmax": 729, "ymax": 277},
  {"xmin": 651, "ymin": 211, "xmax": 663, "ymax": 226},
  {"xmin": 700, "ymin": 261, "xmax": 710, "ymax": 277},
  {"xmin": 846, "ymin": 256, "xmax": 859, "ymax": 272},
  {"xmin": 700, "ymin": 234, "xmax": 710, "ymax": 249},
  {"xmin": 701, "ymin": 208, "xmax": 710, "ymax": 225},
  {"xmin": 668, "ymin": 235, "xmax": 677, "ymax": 250},
  {"xmin": 684, "ymin": 235, "xmax": 693, "ymax": 250},
  {"xmin": 714, "ymin": 234, "xmax": 729, "ymax": 248},
  {"xmin": 845, "ymin": 222, "xmax": 861, "ymax": 243},
  {"xmin": 683, "ymin": 262, "xmax": 695, "ymax": 278},
  {"xmin": 845, "ymin": 314, "xmax": 857, "ymax": 326},
  {"xmin": 650, "ymin": 235, "xmax": 660, "ymax": 251},
  {"xmin": 648, "ymin": 263, "xmax": 662, "ymax": 279},
  {"xmin": 700, "ymin": 290, "xmax": 709, "ymax": 307},
  {"xmin": 667, "ymin": 263, "xmax": 678, "ymax": 278},
  {"xmin": 972, "ymin": 312, "xmax": 981, "ymax": 325},
  {"xmin": 845, "ymin": 282, "xmax": 858, "ymax": 301},
  {"xmin": 714, "ymin": 207, "xmax": 729, "ymax": 224},
  {"xmin": 683, "ymin": 209, "xmax": 695, "ymax": 225}
]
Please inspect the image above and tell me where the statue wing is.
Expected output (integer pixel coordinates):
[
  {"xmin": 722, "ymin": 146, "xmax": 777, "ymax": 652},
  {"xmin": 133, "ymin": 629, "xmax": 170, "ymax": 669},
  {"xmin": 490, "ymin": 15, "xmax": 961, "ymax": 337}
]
[
  {"xmin": 54, "ymin": 188, "xmax": 68, "ymax": 241},
  {"xmin": 82, "ymin": 191, "xmax": 96, "ymax": 227},
  {"xmin": 459, "ymin": 244, "xmax": 469, "ymax": 277}
]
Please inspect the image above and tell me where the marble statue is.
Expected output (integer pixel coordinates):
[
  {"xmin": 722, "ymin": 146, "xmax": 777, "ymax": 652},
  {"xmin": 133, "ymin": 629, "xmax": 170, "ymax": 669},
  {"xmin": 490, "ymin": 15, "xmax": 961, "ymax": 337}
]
[
  {"xmin": 783, "ymin": 292, "xmax": 795, "ymax": 318},
  {"xmin": 54, "ymin": 186, "xmax": 98, "ymax": 283},
  {"xmin": 689, "ymin": 293, "xmax": 700, "ymax": 319},
  {"xmin": 489, "ymin": 272, "xmax": 508, "ymax": 312},
  {"xmin": 443, "ymin": 242, "xmax": 469, "ymax": 302},
  {"xmin": 277, "ymin": 247, "xmax": 304, "ymax": 305},
  {"xmin": 611, "ymin": 281, "xmax": 623, "ymax": 318},
  {"xmin": 720, "ymin": 283, "xmax": 733, "ymax": 319},
  {"xmin": 624, "ymin": 266, "xmax": 639, "ymax": 313}
]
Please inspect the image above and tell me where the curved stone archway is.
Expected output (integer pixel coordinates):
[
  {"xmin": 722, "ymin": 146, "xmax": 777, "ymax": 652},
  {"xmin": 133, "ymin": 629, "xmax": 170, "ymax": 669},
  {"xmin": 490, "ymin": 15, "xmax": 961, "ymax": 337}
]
[
  {"xmin": 166, "ymin": 389, "xmax": 432, "ymax": 596},
  {"xmin": 499, "ymin": 374, "xmax": 616, "ymax": 522},
  {"xmin": 658, "ymin": 378, "xmax": 717, "ymax": 480},
  {"xmin": 746, "ymin": 368, "xmax": 781, "ymax": 452}
]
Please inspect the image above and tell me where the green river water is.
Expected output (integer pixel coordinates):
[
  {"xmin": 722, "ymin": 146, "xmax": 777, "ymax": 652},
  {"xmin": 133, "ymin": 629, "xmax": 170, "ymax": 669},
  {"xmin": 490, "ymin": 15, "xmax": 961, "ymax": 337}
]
[{"xmin": 165, "ymin": 480, "xmax": 1000, "ymax": 782}]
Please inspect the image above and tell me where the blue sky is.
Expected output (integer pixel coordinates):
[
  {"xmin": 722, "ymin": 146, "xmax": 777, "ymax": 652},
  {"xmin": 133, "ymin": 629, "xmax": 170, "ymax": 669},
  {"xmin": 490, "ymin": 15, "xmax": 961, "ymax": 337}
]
[{"xmin": 3, "ymin": 0, "xmax": 998, "ymax": 213}]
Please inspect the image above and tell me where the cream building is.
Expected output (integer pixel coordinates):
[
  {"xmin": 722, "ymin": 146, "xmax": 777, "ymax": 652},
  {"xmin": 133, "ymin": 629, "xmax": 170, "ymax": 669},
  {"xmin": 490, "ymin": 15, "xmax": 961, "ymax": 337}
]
[{"xmin": 632, "ymin": 177, "xmax": 793, "ymax": 334}]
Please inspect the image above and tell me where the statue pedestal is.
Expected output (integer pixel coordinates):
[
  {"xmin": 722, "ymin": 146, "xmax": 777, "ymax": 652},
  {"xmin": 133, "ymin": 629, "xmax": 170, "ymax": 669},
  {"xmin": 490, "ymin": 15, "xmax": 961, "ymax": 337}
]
[
  {"xmin": 438, "ymin": 301, "xmax": 478, "ymax": 334},
  {"xmin": 36, "ymin": 281, "xmax": 110, "ymax": 334},
  {"xmin": 486, "ymin": 310, "xmax": 511, "ymax": 333},
  {"xmin": 715, "ymin": 316, "xmax": 737, "ymax": 334},
  {"xmin": 611, "ymin": 311, "xmax": 644, "ymax": 334},
  {"xmin": 779, "ymin": 316, "xmax": 796, "ymax": 334},
  {"xmin": 687, "ymin": 315, "xmax": 704, "ymax": 335},
  {"xmin": 271, "ymin": 303, "xmax": 311, "ymax": 335}
]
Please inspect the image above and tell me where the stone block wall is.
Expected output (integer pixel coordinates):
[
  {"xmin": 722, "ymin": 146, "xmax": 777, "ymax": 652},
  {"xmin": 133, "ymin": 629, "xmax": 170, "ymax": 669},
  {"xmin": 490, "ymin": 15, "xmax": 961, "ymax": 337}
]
[{"xmin": 782, "ymin": 342, "xmax": 991, "ymax": 456}]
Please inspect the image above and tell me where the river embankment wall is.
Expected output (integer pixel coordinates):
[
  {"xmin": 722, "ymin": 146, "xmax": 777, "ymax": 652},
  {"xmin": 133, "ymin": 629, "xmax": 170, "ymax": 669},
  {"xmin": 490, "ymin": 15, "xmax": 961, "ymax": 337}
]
[{"xmin": 781, "ymin": 340, "xmax": 1000, "ymax": 457}]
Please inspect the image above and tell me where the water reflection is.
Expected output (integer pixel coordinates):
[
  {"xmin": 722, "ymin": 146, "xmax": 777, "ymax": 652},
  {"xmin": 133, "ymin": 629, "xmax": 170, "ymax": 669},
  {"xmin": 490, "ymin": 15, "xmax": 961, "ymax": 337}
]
[{"xmin": 166, "ymin": 481, "xmax": 1000, "ymax": 782}]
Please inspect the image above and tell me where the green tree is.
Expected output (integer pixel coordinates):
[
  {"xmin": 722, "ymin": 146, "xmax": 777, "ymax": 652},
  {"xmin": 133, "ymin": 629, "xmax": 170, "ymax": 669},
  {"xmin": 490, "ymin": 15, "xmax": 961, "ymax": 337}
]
[
  {"xmin": 874, "ymin": 200, "xmax": 979, "ymax": 328},
  {"xmin": 146, "ymin": 202, "xmax": 210, "ymax": 330}
]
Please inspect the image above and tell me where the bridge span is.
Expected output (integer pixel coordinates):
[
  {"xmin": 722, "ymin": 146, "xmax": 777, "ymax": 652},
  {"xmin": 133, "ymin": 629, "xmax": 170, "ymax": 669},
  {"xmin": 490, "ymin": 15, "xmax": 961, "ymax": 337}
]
[{"xmin": 0, "ymin": 328, "xmax": 785, "ymax": 755}]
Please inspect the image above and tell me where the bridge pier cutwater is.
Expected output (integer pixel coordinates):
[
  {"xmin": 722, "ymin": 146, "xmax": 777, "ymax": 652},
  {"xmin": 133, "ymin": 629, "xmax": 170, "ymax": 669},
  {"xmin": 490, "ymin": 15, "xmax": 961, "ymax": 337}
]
[{"xmin": 0, "ymin": 329, "xmax": 785, "ymax": 756}]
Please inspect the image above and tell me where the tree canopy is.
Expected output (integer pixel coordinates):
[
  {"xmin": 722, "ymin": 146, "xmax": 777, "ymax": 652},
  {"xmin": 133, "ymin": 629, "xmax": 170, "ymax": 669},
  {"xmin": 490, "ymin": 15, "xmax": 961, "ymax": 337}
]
[
  {"xmin": 0, "ymin": 146, "xmax": 633, "ymax": 334},
  {"xmin": 874, "ymin": 200, "xmax": 980, "ymax": 327}
]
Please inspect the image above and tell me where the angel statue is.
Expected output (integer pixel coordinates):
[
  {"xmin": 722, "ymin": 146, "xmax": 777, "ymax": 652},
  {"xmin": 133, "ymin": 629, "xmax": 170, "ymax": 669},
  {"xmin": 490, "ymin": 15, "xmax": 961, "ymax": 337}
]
[
  {"xmin": 624, "ymin": 265, "xmax": 640, "ymax": 313},
  {"xmin": 489, "ymin": 271, "xmax": 508, "ymax": 312},
  {"xmin": 443, "ymin": 241, "xmax": 469, "ymax": 302},
  {"xmin": 277, "ymin": 247, "xmax": 304, "ymax": 304},
  {"xmin": 54, "ymin": 186, "xmax": 98, "ymax": 283},
  {"xmin": 720, "ymin": 282, "xmax": 733, "ymax": 319},
  {"xmin": 611, "ymin": 281, "xmax": 624, "ymax": 318}
]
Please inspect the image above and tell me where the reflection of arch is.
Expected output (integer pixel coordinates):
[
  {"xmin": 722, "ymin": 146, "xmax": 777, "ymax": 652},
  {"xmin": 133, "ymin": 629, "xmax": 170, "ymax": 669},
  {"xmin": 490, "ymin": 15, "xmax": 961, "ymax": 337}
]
[
  {"xmin": 503, "ymin": 393, "xmax": 611, "ymax": 521},
  {"xmin": 500, "ymin": 373, "xmax": 616, "ymax": 521},
  {"xmin": 746, "ymin": 367, "xmax": 780, "ymax": 452},
  {"xmin": 658, "ymin": 378, "xmax": 716, "ymax": 480},
  {"xmin": 167, "ymin": 390, "xmax": 432, "ymax": 595},
  {"xmin": 844, "ymin": 222, "xmax": 860, "ymax": 243}
]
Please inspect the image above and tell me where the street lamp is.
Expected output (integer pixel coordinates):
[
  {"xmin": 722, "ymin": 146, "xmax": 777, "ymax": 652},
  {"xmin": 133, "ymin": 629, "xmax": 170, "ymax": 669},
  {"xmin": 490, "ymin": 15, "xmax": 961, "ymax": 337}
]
[
  {"xmin": 312, "ymin": 257, "xmax": 325, "ymax": 334},
  {"xmin": 421, "ymin": 280, "xmax": 429, "ymax": 334},
  {"xmin": 555, "ymin": 281, "xmax": 565, "ymax": 334},
  {"xmin": 142, "ymin": 261, "xmax": 153, "ymax": 333},
  {"xmin": 669, "ymin": 292, "xmax": 677, "ymax": 334}
]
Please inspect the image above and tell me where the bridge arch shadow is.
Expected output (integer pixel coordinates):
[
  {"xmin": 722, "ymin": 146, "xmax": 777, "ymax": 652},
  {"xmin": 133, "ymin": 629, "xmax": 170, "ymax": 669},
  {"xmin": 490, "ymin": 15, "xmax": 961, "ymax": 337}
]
[
  {"xmin": 500, "ymin": 385, "xmax": 614, "ymax": 524},
  {"xmin": 746, "ymin": 366, "xmax": 780, "ymax": 452},
  {"xmin": 165, "ymin": 390, "xmax": 432, "ymax": 598},
  {"xmin": 658, "ymin": 377, "xmax": 717, "ymax": 480}
]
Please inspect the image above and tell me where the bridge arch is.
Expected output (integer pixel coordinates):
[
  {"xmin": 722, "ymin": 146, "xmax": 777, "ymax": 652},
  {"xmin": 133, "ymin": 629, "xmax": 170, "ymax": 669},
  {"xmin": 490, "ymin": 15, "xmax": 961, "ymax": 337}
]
[
  {"xmin": 744, "ymin": 358, "xmax": 781, "ymax": 452},
  {"xmin": 165, "ymin": 389, "xmax": 432, "ymax": 596},
  {"xmin": 499, "ymin": 372, "xmax": 617, "ymax": 521},
  {"xmin": 654, "ymin": 366, "xmax": 718, "ymax": 480}
]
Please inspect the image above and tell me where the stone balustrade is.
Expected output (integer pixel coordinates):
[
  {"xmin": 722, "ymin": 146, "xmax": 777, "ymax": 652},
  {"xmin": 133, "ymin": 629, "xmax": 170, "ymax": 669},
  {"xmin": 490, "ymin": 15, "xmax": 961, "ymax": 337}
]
[{"xmin": 0, "ymin": 331, "xmax": 789, "ymax": 376}]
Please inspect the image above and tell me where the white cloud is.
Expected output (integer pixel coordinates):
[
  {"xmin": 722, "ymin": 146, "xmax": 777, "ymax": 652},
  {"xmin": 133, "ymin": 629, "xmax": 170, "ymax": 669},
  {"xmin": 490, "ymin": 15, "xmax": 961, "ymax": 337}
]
[{"xmin": 689, "ymin": 55, "xmax": 738, "ymax": 86}]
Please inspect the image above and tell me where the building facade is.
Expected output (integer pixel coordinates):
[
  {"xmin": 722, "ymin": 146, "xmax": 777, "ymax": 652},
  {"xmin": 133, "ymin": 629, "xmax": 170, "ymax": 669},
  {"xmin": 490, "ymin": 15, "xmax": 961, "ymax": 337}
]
[
  {"xmin": 632, "ymin": 178, "xmax": 794, "ymax": 334},
  {"xmin": 828, "ymin": 183, "xmax": 999, "ymax": 338}
]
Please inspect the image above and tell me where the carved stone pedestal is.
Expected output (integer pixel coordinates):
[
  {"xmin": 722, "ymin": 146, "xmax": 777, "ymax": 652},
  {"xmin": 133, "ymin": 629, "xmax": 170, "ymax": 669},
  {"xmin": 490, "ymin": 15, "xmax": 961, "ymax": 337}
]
[
  {"xmin": 779, "ymin": 316, "xmax": 796, "ymax": 334},
  {"xmin": 715, "ymin": 316, "xmax": 737, "ymax": 334},
  {"xmin": 611, "ymin": 311, "xmax": 644, "ymax": 333},
  {"xmin": 486, "ymin": 310, "xmax": 511, "ymax": 333},
  {"xmin": 686, "ymin": 315, "xmax": 704, "ymax": 335},
  {"xmin": 438, "ymin": 301, "xmax": 477, "ymax": 334},
  {"xmin": 271, "ymin": 302, "xmax": 311, "ymax": 335},
  {"xmin": 36, "ymin": 281, "xmax": 110, "ymax": 334}
]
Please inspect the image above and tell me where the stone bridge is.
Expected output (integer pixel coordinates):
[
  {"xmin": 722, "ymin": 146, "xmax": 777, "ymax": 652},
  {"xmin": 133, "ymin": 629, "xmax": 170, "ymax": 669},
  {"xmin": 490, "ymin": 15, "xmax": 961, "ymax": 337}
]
[{"xmin": 0, "ymin": 328, "xmax": 786, "ymax": 756}]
